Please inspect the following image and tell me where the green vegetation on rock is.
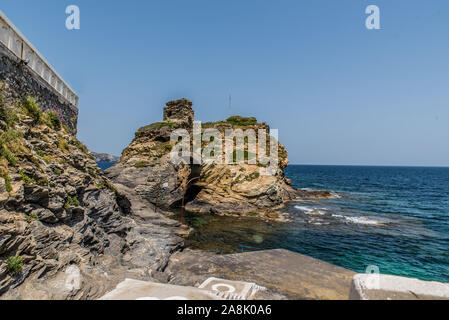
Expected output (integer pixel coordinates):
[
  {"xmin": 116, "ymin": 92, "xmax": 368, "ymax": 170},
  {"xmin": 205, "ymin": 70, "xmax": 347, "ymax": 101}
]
[
  {"xmin": 137, "ymin": 121, "xmax": 175, "ymax": 135},
  {"xmin": 19, "ymin": 172, "xmax": 47, "ymax": 186},
  {"xmin": 36, "ymin": 150, "xmax": 46, "ymax": 158},
  {"xmin": 3, "ymin": 174, "xmax": 12, "ymax": 193},
  {"xmin": 7, "ymin": 256, "xmax": 23, "ymax": 275},
  {"xmin": 27, "ymin": 213, "xmax": 39, "ymax": 222},
  {"xmin": 231, "ymin": 150, "xmax": 256, "ymax": 163},
  {"xmin": 0, "ymin": 106, "xmax": 18, "ymax": 127},
  {"xmin": 47, "ymin": 110, "xmax": 62, "ymax": 131},
  {"xmin": 96, "ymin": 180, "xmax": 116, "ymax": 192},
  {"xmin": 36, "ymin": 178, "xmax": 49, "ymax": 186},
  {"xmin": 134, "ymin": 161, "xmax": 149, "ymax": 168},
  {"xmin": 246, "ymin": 172, "xmax": 260, "ymax": 182},
  {"xmin": 21, "ymin": 96, "xmax": 42, "ymax": 123},
  {"xmin": 88, "ymin": 168, "xmax": 96, "ymax": 176},
  {"xmin": 64, "ymin": 195, "xmax": 80, "ymax": 209},
  {"xmin": 0, "ymin": 128, "xmax": 21, "ymax": 167},
  {"xmin": 58, "ymin": 136, "xmax": 69, "ymax": 151},
  {"xmin": 19, "ymin": 171, "xmax": 33, "ymax": 184},
  {"xmin": 203, "ymin": 116, "xmax": 258, "ymax": 129},
  {"xmin": 225, "ymin": 116, "xmax": 258, "ymax": 127},
  {"xmin": 74, "ymin": 140, "xmax": 89, "ymax": 154},
  {"xmin": 0, "ymin": 146, "xmax": 17, "ymax": 166}
]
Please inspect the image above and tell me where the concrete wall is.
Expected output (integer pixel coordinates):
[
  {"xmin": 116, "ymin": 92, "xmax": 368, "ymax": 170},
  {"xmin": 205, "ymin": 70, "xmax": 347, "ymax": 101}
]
[{"xmin": 0, "ymin": 41, "xmax": 78, "ymax": 134}]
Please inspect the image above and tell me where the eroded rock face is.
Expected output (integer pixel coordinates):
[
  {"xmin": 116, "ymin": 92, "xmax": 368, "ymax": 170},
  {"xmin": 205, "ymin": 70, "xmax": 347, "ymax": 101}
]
[
  {"xmin": 185, "ymin": 163, "xmax": 296, "ymax": 219},
  {"xmin": 106, "ymin": 99, "xmax": 194, "ymax": 211},
  {"xmin": 0, "ymin": 89, "xmax": 185, "ymax": 299},
  {"xmin": 107, "ymin": 99, "xmax": 298, "ymax": 221},
  {"xmin": 185, "ymin": 118, "xmax": 297, "ymax": 220}
]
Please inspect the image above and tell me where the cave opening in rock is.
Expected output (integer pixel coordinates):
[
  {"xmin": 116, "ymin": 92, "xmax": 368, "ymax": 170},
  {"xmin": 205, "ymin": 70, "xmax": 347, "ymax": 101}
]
[
  {"xmin": 170, "ymin": 164, "xmax": 203, "ymax": 209},
  {"xmin": 183, "ymin": 183, "xmax": 202, "ymax": 205},
  {"xmin": 184, "ymin": 163, "xmax": 203, "ymax": 204}
]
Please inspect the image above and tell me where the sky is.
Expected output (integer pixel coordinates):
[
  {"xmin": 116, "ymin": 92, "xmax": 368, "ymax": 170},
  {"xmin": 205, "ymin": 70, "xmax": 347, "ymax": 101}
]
[{"xmin": 1, "ymin": 0, "xmax": 448, "ymax": 166}]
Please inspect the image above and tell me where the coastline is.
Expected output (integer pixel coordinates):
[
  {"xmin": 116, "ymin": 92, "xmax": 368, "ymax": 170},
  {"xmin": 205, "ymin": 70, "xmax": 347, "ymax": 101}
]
[{"xmin": 1, "ymin": 93, "xmax": 447, "ymax": 299}]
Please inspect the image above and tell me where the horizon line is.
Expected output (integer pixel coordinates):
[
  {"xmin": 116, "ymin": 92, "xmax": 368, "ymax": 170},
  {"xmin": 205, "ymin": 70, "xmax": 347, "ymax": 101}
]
[{"xmin": 289, "ymin": 163, "xmax": 449, "ymax": 168}]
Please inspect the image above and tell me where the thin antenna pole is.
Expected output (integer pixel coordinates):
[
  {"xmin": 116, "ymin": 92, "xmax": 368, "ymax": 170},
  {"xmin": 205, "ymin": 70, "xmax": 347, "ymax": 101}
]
[{"xmin": 228, "ymin": 94, "xmax": 232, "ymax": 116}]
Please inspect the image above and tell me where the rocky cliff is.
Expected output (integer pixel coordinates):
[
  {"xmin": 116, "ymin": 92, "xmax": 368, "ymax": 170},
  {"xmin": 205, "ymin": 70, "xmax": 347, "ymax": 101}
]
[
  {"xmin": 0, "ymin": 84, "xmax": 185, "ymax": 299},
  {"xmin": 91, "ymin": 152, "xmax": 119, "ymax": 163},
  {"xmin": 106, "ymin": 99, "xmax": 193, "ymax": 211},
  {"xmin": 107, "ymin": 99, "xmax": 298, "ymax": 221}
]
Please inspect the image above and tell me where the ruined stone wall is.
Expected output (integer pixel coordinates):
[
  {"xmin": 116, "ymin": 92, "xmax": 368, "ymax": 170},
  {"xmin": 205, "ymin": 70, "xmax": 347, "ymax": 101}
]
[{"xmin": 0, "ymin": 42, "xmax": 78, "ymax": 134}]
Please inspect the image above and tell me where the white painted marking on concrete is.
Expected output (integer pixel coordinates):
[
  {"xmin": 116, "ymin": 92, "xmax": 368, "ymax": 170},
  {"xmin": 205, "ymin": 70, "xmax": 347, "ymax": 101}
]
[
  {"xmin": 199, "ymin": 277, "xmax": 266, "ymax": 300},
  {"xmin": 211, "ymin": 283, "xmax": 236, "ymax": 293}
]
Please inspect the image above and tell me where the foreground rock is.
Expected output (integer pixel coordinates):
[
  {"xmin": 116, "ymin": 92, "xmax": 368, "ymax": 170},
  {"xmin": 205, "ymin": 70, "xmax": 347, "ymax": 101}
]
[
  {"xmin": 99, "ymin": 277, "xmax": 270, "ymax": 300},
  {"xmin": 107, "ymin": 98, "xmax": 297, "ymax": 221},
  {"xmin": 164, "ymin": 249, "xmax": 355, "ymax": 300},
  {"xmin": 0, "ymin": 87, "xmax": 184, "ymax": 299}
]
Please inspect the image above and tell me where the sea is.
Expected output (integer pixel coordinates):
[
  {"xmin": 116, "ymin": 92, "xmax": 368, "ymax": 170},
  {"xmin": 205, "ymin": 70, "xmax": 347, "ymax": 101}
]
[
  {"xmin": 97, "ymin": 162, "xmax": 449, "ymax": 282},
  {"xmin": 181, "ymin": 165, "xmax": 449, "ymax": 283},
  {"xmin": 97, "ymin": 161, "xmax": 116, "ymax": 172}
]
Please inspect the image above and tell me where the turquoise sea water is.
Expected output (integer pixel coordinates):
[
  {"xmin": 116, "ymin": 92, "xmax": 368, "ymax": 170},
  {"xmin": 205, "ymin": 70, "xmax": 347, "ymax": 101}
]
[
  {"xmin": 97, "ymin": 161, "xmax": 116, "ymax": 172},
  {"xmin": 96, "ymin": 162, "xmax": 449, "ymax": 282},
  {"xmin": 182, "ymin": 165, "xmax": 449, "ymax": 282}
]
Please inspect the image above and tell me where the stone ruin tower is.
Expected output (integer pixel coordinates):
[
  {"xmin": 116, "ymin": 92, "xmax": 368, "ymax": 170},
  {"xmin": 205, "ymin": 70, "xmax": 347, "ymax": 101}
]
[{"xmin": 163, "ymin": 98, "xmax": 194, "ymax": 129}]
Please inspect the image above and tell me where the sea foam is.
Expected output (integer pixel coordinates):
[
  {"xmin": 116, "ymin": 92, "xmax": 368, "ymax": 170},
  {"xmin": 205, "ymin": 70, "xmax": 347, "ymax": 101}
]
[
  {"xmin": 295, "ymin": 205, "xmax": 327, "ymax": 215},
  {"xmin": 343, "ymin": 216, "xmax": 383, "ymax": 226}
]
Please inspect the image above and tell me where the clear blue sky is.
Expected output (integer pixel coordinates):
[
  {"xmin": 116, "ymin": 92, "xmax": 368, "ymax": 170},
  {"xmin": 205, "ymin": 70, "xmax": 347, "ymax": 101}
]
[{"xmin": 1, "ymin": 0, "xmax": 448, "ymax": 166}]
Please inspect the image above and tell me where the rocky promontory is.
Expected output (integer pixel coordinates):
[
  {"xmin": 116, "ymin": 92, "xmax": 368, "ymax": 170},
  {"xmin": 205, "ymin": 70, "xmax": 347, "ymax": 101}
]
[
  {"xmin": 106, "ymin": 98, "xmax": 298, "ymax": 221},
  {"xmin": 106, "ymin": 99, "xmax": 194, "ymax": 212},
  {"xmin": 0, "ymin": 88, "xmax": 330, "ymax": 299}
]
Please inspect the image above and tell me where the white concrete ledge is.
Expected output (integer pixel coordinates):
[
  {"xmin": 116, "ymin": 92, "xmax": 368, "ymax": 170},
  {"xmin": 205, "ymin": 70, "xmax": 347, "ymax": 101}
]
[
  {"xmin": 350, "ymin": 274, "xmax": 449, "ymax": 300},
  {"xmin": 99, "ymin": 278, "xmax": 223, "ymax": 300}
]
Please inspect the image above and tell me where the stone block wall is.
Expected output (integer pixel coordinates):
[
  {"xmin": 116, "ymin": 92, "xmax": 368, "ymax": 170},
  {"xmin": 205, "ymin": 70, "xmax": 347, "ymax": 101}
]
[{"xmin": 0, "ymin": 41, "xmax": 78, "ymax": 134}]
